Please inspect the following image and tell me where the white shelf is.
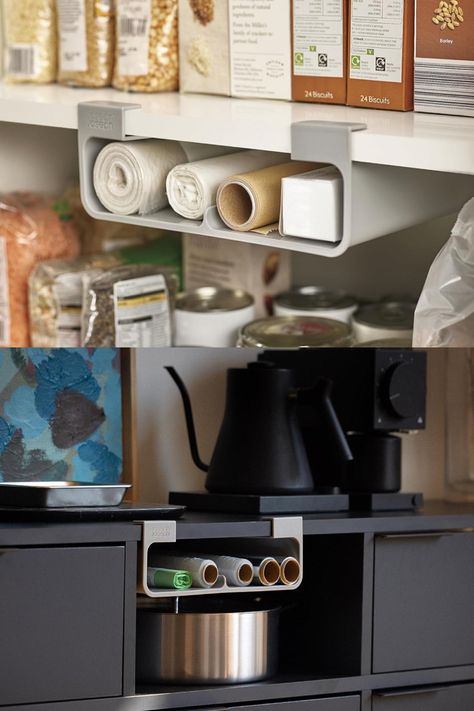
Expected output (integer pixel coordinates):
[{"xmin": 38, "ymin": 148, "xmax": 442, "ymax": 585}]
[{"xmin": 1, "ymin": 83, "xmax": 474, "ymax": 175}]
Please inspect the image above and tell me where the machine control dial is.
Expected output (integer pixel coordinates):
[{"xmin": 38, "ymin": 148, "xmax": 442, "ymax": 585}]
[{"xmin": 381, "ymin": 360, "xmax": 425, "ymax": 419}]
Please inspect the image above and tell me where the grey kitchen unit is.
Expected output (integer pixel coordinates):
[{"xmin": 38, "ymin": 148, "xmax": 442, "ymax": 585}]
[{"xmin": 1, "ymin": 502, "xmax": 474, "ymax": 711}]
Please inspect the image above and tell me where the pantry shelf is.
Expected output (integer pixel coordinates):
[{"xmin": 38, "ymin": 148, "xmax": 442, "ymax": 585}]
[{"xmin": 1, "ymin": 83, "xmax": 474, "ymax": 175}]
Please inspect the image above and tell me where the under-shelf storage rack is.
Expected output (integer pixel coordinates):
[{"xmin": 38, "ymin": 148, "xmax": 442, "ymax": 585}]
[
  {"xmin": 78, "ymin": 100, "xmax": 474, "ymax": 257},
  {"xmin": 138, "ymin": 515, "xmax": 303, "ymax": 597},
  {"xmin": 1, "ymin": 85, "xmax": 474, "ymax": 257}
]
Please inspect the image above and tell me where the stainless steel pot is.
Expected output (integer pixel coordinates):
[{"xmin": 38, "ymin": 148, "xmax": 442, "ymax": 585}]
[{"xmin": 136, "ymin": 599, "xmax": 279, "ymax": 684}]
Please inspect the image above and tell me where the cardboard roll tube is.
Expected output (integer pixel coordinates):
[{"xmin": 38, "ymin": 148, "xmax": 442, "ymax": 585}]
[
  {"xmin": 217, "ymin": 161, "xmax": 316, "ymax": 232},
  {"xmin": 249, "ymin": 557, "xmax": 281, "ymax": 586},
  {"xmin": 200, "ymin": 554, "xmax": 253, "ymax": 587},
  {"xmin": 277, "ymin": 557, "xmax": 301, "ymax": 586},
  {"xmin": 153, "ymin": 556, "xmax": 219, "ymax": 588}
]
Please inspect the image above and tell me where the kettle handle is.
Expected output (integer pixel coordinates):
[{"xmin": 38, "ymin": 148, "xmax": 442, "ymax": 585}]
[
  {"xmin": 165, "ymin": 366, "xmax": 209, "ymax": 472},
  {"xmin": 297, "ymin": 378, "xmax": 353, "ymax": 464}
]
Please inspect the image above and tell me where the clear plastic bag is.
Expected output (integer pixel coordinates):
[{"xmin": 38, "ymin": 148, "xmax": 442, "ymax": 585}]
[
  {"xmin": 113, "ymin": 0, "xmax": 178, "ymax": 92},
  {"xmin": 2, "ymin": 0, "xmax": 57, "ymax": 83},
  {"xmin": 413, "ymin": 198, "xmax": 474, "ymax": 347},
  {"xmin": 82, "ymin": 264, "xmax": 178, "ymax": 347},
  {"xmin": 57, "ymin": 0, "xmax": 115, "ymax": 87},
  {"xmin": 0, "ymin": 193, "xmax": 80, "ymax": 347}
]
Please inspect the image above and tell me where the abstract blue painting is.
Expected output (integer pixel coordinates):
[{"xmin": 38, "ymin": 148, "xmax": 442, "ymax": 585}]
[{"xmin": 0, "ymin": 348, "xmax": 123, "ymax": 483}]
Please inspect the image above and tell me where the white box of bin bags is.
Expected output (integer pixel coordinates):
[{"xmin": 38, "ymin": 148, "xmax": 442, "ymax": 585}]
[{"xmin": 183, "ymin": 234, "xmax": 292, "ymax": 317}]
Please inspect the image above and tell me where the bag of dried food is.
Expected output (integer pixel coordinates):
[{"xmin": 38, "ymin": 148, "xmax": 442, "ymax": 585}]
[
  {"xmin": 82, "ymin": 264, "xmax": 178, "ymax": 347},
  {"xmin": 57, "ymin": 0, "xmax": 115, "ymax": 87},
  {"xmin": 2, "ymin": 0, "xmax": 57, "ymax": 83},
  {"xmin": 0, "ymin": 193, "xmax": 81, "ymax": 346},
  {"xmin": 29, "ymin": 234, "xmax": 183, "ymax": 347},
  {"xmin": 113, "ymin": 0, "xmax": 178, "ymax": 92},
  {"xmin": 29, "ymin": 255, "xmax": 119, "ymax": 347}
]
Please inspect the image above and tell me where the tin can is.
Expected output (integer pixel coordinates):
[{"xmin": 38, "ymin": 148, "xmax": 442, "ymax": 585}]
[
  {"xmin": 352, "ymin": 302, "xmax": 415, "ymax": 344},
  {"xmin": 274, "ymin": 287, "xmax": 358, "ymax": 324},
  {"xmin": 174, "ymin": 287, "xmax": 255, "ymax": 347},
  {"xmin": 237, "ymin": 316, "xmax": 352, "ymax": 348},
  {"xmin": 354, "ymin": 338, "xmax": 414, "ymax": 348}
]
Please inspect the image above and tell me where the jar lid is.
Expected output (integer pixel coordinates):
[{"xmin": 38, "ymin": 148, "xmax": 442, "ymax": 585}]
[
  {"xmin": 353, "ymin": 302, "xmax": 415, "ymax": 330},
  {"xmin": 176, "ymin": 287, "xmax": 254, "ymax": 313},
  {"xmin": 275, "ymin": 286, "xmax": 357, "ymax": 312},
  {"xmin": 238, "ymin": 316, "xmax": 352, "ymax": 348}
]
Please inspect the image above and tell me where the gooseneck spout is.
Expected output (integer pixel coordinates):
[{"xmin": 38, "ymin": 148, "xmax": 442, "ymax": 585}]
[{"xmin": 165, "ymin": 366, "xmax": 209, "ymax": 472}]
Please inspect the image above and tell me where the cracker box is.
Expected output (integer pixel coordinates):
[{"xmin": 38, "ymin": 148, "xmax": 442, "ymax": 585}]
[
  {"xmin": 347, "ymin": 0, "xmax": 414, "ymax": 111},
  {"xmin": 291, "ymin": 0, "xmax": 348, "ymax": 104}
]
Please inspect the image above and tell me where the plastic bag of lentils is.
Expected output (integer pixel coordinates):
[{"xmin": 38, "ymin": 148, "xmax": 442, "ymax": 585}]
[
  {"xmin": 2, "ymin": 0, "xmax": 57, "ymax": 83},
  {"xmin": 113, "ymin": 0, "xmax": 178, "ymax": 92},
  {"xmin": 57, "ymin": 0, "xmax": 115, "ymax": 87}
]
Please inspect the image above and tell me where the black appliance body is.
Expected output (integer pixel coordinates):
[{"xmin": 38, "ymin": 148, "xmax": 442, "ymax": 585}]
[{"xmin": 259, "ymin": 348, "xmax": 427, "ymax": 494}]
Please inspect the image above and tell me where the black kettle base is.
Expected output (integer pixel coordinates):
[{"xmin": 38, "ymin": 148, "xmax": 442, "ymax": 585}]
[{"xmin": 169, "ymin": 491, "xmax": 424, "ymax": 515}]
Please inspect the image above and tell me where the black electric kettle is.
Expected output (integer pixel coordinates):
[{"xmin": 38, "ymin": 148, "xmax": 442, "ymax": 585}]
[{"xmin": 166, "ymin": 362, "xmax": 352, "ymax": 495}]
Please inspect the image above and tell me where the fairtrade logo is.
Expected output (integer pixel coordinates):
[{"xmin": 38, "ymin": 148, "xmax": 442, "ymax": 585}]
[
  {"xmin": 351, "ymin": 55, "xmax": 361, "ymax": 69},
  {"xmin": 295, "ymin": 51, "xmax": 304, "ymax": 66}
]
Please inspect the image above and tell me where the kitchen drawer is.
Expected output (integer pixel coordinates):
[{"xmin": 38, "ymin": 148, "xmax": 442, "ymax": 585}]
[
  {"xmin": 372, "ymin": 531, "xmax": 474, "ymax": 673},
  {"xmin": 0, "ymin": 545, "xmax": 125, "ymax": 705},
  {"xmin": 229, "ymin": 698, "xmax": 360, "ymax": 711},
  {"xmin": 372, "ymin": 682, "xmax": 474, "ymax": 710}
]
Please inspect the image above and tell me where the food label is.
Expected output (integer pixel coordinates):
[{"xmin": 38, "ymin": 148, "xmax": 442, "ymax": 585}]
[
  {"xmin": 229, "ymin": 0, "xmax": 292, "ymax": 99},
  {"xmin": 7, "ymin": 44, "xmax": 38, "ymax": 77},
  {"xmin": 57, "ymin": 0, "xmax": 88, "ymax": 72},
  {"xmin": 113, "ymin": 274, "xmax": 171, "ymax": 347},
  {"xmin": 53, "ymin": 273, "xmax": 86, "ymax": 347},
  {"xmin": 293, "ymin": 0, "xmax": 344, "ymax": 79},
  {"xmin": 117, "ymin": 0, "xmax": 151, "ymax": 76},
  {"xmin": 350, "ymin": 0, "xmax": 404, "ymax": 83},
  {"xmin": 0, "ymin": 238, "xmax": 9, "ymax": 346}
]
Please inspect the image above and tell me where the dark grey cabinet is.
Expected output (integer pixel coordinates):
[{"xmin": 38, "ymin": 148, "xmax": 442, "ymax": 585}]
[
  {"xmin": 1, "ymin": 504, "xmax": 474, "ymax": 711},
  {"xmin": 372, "ymin": 683, "xmax": 474, "ymax": 711},
  {"xmin": 0, "ymin": 545, "xmax": 125, "ymax": 705},
  {"xmin": 372, "ymin": 532, "xmax": 474, "ymax": 673}
]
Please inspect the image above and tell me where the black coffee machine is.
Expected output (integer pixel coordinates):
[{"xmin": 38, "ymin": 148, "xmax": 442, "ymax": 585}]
[
  {"xmin": 168, "ymin": 348, "xmax": 426, "ymax": 514},
  {"xmin": 261, "ymin": 348, "xmax": 426, "ymax": 511}
]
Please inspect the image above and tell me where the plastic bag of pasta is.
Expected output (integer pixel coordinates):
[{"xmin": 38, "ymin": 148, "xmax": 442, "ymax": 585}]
[
  {"xmin": 113, "ymin": 0, "xmax": 178, "ymax": 92},
  {"xmin": 0, "ymin": 193, "xmax": 81, "ymax": 346},
  {"xmin": 82, "ymin": 263, "xmax": 178, "ymax": 347},
  {"xmin": 57, "ymin": 0, "xmax": 115, "ymax": 87},
  {"xmin": 2, "ymin": 0, "xmax": 57, "ymax": 83}
]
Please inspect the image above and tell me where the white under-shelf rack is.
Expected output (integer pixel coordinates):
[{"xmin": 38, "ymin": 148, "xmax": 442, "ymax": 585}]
[
  {"xmin": 2, "ymin": 85, "xmax": 474, "ymax": 256},
  {"xmin": 137, "ymin": 516, "xmax": 303, "ymax": 598}
]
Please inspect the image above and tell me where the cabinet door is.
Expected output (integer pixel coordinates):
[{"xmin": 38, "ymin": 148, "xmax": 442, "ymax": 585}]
[
  {"xmin": 372, "ymin": 532, "xmax": 474, "ymax": 673},
  {"xmin": 0, "ymin": 545, "xmax": 125, "ymax": 705},
  {"xmin": 373, "ymin": 683, "xmax": 474, "ymax": 711},
  {"xmin": 230, "ymin": 698, "xmax": 360, "ymax": 711}
]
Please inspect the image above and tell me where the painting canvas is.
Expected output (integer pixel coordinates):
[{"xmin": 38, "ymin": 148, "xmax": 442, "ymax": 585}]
[{"xmin": 0, "ymin": 348, "xmax": 123, "ymax": 484}]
